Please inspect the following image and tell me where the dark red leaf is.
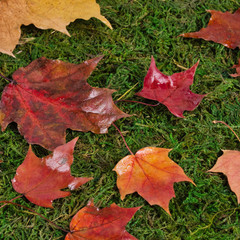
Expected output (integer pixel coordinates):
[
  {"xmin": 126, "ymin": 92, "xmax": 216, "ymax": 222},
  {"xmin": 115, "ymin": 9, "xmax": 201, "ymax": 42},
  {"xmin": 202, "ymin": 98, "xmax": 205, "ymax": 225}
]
[
  {"xmin": 65, "ymin": 200, "xmax": 140, "ymax": 240},
  {"xmin": 136, "ymin": 56, "xmax": 205, "ymax": 118},
  {"xmin": 0, "ymin": 56, "xmax": 129, "ymax": 150},
  {"xmin": 12, "ymin": 138, "xmax": 92, "ymax": 208},
  {"xmin": 180, "ymin": 9, "xmax": 240, "ymax": 49}
]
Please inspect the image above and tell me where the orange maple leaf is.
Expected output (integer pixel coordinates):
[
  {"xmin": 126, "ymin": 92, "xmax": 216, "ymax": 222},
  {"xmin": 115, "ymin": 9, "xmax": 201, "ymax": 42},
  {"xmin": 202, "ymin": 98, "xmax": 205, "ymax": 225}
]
[
  {"xmin": 208, "ymin": 150, "xmax": 240, "ymax": 203},
  {"xmin": 65, "ymin": 200, "xmax": 140, "ymax": 240},
  {"xmin": 113, "ymin": 147, "xmax": 195, "ymax": 214}
]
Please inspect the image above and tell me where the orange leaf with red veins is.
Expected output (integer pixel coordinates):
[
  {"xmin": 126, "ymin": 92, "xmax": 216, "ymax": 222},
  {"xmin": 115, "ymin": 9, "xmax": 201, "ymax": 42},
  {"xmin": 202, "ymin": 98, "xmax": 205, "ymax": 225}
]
[
  {"xmin": 12, "ymin": 138, "xmax": 92, "ymax": 208},
  {"xmin": 136, "ymin": 56, "xmax": 205, "ymax": 118},
  {"xmin": 180, "ymin": 9, "xmax": 240, "ymax": 49},
  {"xmin": 65, "ymin": 200, "xmax": 140, "ymax": 240},
  {"xmin": 113, "ymin": 147, "xmax": 194, "ymax": 214},
  {"xmin": 208, "ymin": 150, "xmax": 240, "ymax": 203},
  {"xmin": 230, "ymin": 59, "xmax": 240, "ymax": 77},
  {"xmin": 0, "ymin": 56, "xmax": 129, "ymax": 150}
]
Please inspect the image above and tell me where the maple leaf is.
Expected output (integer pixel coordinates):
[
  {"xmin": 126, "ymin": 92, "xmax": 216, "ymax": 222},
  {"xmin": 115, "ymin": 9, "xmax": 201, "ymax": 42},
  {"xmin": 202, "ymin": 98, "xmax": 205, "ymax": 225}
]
[
  {"xmin": 136, "ymin": 56, "xmax": 205, "ymax": 118},
  {"xmin": 0, "ymin": 56, "xmax": 129, "ymax": 150},
  {"xmin": 65, "ymin": 200, "xmax": 140, "ymax": 240},
  {"xmin": 0, "ymin": 0, "xmax": 112, "ymax": 56},
  {"xmin": 113, "ymin": 147, "xmax": 194, "ymax": 214},
  {"xmin": 12, "ymin": 137, "xmax": 92, "ymax": 208},
  {"xmin": 208, "ymin": 150, "xmax": 240, "ymax": 204},
  {"xmin": 180, "ymin": 8, "xmax": 240, "ymax": 49},
  {"xmin": 230, "ymin": 59, "xmax": 240, "ymax": 77}
]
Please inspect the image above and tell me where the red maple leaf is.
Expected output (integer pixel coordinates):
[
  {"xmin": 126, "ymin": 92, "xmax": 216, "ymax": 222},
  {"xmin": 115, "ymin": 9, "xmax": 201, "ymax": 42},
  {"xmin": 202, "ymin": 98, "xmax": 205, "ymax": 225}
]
[
  {"xmin": 0, "ymin": 56, "xmax": 129, "ymax": 150},
  {"xmin": 208, "ymin": 150, "xmax": 240, "ymax": 203},
  {"xmin": 136, "ymin": 56, "xmax": 205, "ymax": 118},
  {"xmin": 113, "ymin": 147, "xmax": 194, "ymax": 214},
  {"xmin": 180, "ymin": 8, "xmax": 240, "ymax": 49},
  {"xmin": 230, "ymin": 59, "xmax": 240, "ymax": 77},
  {"xmin": 12, "ymin": 138, "xmax": 92, "ymax": 208},
  {"xmin": 65, "ymin": 200, "xmax": 140, "ymax": 240}
]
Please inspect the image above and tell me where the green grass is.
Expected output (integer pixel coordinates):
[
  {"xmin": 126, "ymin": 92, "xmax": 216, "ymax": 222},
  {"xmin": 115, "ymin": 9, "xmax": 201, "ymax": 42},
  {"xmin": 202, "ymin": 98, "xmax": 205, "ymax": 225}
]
[{"xmin": 0, "ymin": 0, "xmax": 240, "ymax": 239}]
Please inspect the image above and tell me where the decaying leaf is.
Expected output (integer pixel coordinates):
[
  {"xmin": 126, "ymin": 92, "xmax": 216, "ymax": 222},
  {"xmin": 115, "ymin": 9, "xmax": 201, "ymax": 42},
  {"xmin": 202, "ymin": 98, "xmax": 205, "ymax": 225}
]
[
  {"xmin": 0, "ymin": 0, "xmax": 112, "ymax": 56},
  {"xmin": 180, "ymin": 9, "xmax": 240, "ymax": 49},
  {"xmin": 136, "ymin": 56, "xmax": 205, "ymax": 118},
  {"xmin": 65, "ymin": 200, "xmax": 140, "ymax": 240},
  {"xmin": 208, "ymin": 150, "xmax": 240, "ymax": 203},
  {"xmin": 113, "ymin": 147, "xmax": 194, "ymax": 214},
  {"xmin": 230, "ymin": 59, "xmax": 240, "ymax": 77},
  {"xmin": 0, "ymin": 56, "xmax": 129, "ymax": 150},
  {"xmin": 12, "ymin": 138, "xmax": 92, "ymax": 208}
]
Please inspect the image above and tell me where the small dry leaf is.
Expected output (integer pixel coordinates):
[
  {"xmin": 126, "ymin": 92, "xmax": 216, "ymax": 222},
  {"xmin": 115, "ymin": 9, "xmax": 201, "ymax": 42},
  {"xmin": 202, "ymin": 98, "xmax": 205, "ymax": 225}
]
[{"xmin": 230, "ymin": 59, "xmax": 240, "ymax": 77}]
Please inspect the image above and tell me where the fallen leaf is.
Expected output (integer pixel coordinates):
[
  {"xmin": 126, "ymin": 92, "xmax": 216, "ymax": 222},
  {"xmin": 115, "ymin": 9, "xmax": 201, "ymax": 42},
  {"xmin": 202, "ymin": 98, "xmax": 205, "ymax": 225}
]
[
  {"xmin": 113, "ymin": 147, "xmax": 194, "ymax": 214},
  {"xmin": 136, "ymin": 56, "xmax": 205, "ymax": 118},
  {"xmin": 0, "ymin": 0, "xmax": 112, "ymax": 56},
  {"xmin": 65, "ymin": 200, "xmax": 140, "ymax": 240},
  {"xmin": 230, "ymin": 59, "xmax": 240, "ymax": 77},
  {"xmin": 180, "ymin": 9, "xmax": 240, "ymax": 49},
  {"xmin": 208, "ymin": 150, "xmax": 240, "ymax": 203},
  {"xmin": 12, "ymin": 137, "xmax": 92, "ymax": 208},
  {"xmin": 0, "ymin": 56, "xmax": 129, "ymax": 150}
]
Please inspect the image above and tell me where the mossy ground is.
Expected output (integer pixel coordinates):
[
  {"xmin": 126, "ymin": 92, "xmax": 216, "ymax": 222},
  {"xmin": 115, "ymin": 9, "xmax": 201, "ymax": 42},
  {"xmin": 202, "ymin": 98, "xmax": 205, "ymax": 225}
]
[{"xmin": 0, "ymin": 0, "xmax": 240, "ymax": 239}]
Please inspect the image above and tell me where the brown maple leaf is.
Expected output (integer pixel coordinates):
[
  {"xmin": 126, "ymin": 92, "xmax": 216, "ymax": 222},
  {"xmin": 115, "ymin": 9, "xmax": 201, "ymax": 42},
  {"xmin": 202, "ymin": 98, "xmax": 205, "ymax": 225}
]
[
  {"xmin": 12, "ymin": 138, "xmax": 92, "ymax": 208},
  {"xmin": 230, "ymin": 59, "xmax": 240, "ymax": 77},
  {"xmin": 136, "ymin": 56, "xmax": 205, "ymax": 118},
  {"xmin": 65, "ymin": 200, "xmax": 140, "ymax": 240},
  {"xmin": 180, "ymin": 8, "xmax": 240, "ymax": 49},
  {"xmin": 0, "ymin": 0, "xmax": 112, "ymax": 56},
  {"xmin": 208, "ymin": 150, "xmax": 240, "ymax": 204},
  {"xmin": 113, "ymin": 147, "xmax": 194, "ymax": 214},
  {"xmin": 0, "ymin": 56, "xmax": 129, "ymax": 150}
]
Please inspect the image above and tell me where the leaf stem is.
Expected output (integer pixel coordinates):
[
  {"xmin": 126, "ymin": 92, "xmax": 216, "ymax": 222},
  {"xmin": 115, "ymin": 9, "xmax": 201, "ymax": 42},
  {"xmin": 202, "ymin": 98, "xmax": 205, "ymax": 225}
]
[
  {"xmin": 0, "ymin": 194, "xmax": 23, "ymax": 210},
  {"xmin": 0, "ymin": 73, "xmax": 12, "ymax": 83},
  {"xmin": 115, "ymin": 99, "xmax": 160, "ymax": 107},
  {"xmin": 213, "ymin": 120, "xmax": 240, "ymax": 143},
  {"xmin": 0, "ymin": 200, "xmax": 69, "ymax": 233},
  {"xmin": 112, "ymin": 123, "xmax": 134, "ymax": 155}
]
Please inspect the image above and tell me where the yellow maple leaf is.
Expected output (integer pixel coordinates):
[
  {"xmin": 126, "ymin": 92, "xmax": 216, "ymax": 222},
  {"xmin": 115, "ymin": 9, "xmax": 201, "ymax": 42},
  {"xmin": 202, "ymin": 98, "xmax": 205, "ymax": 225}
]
[{"xmin": 0, "ymin": 0, "xmax": 112, "ymax": 57}]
